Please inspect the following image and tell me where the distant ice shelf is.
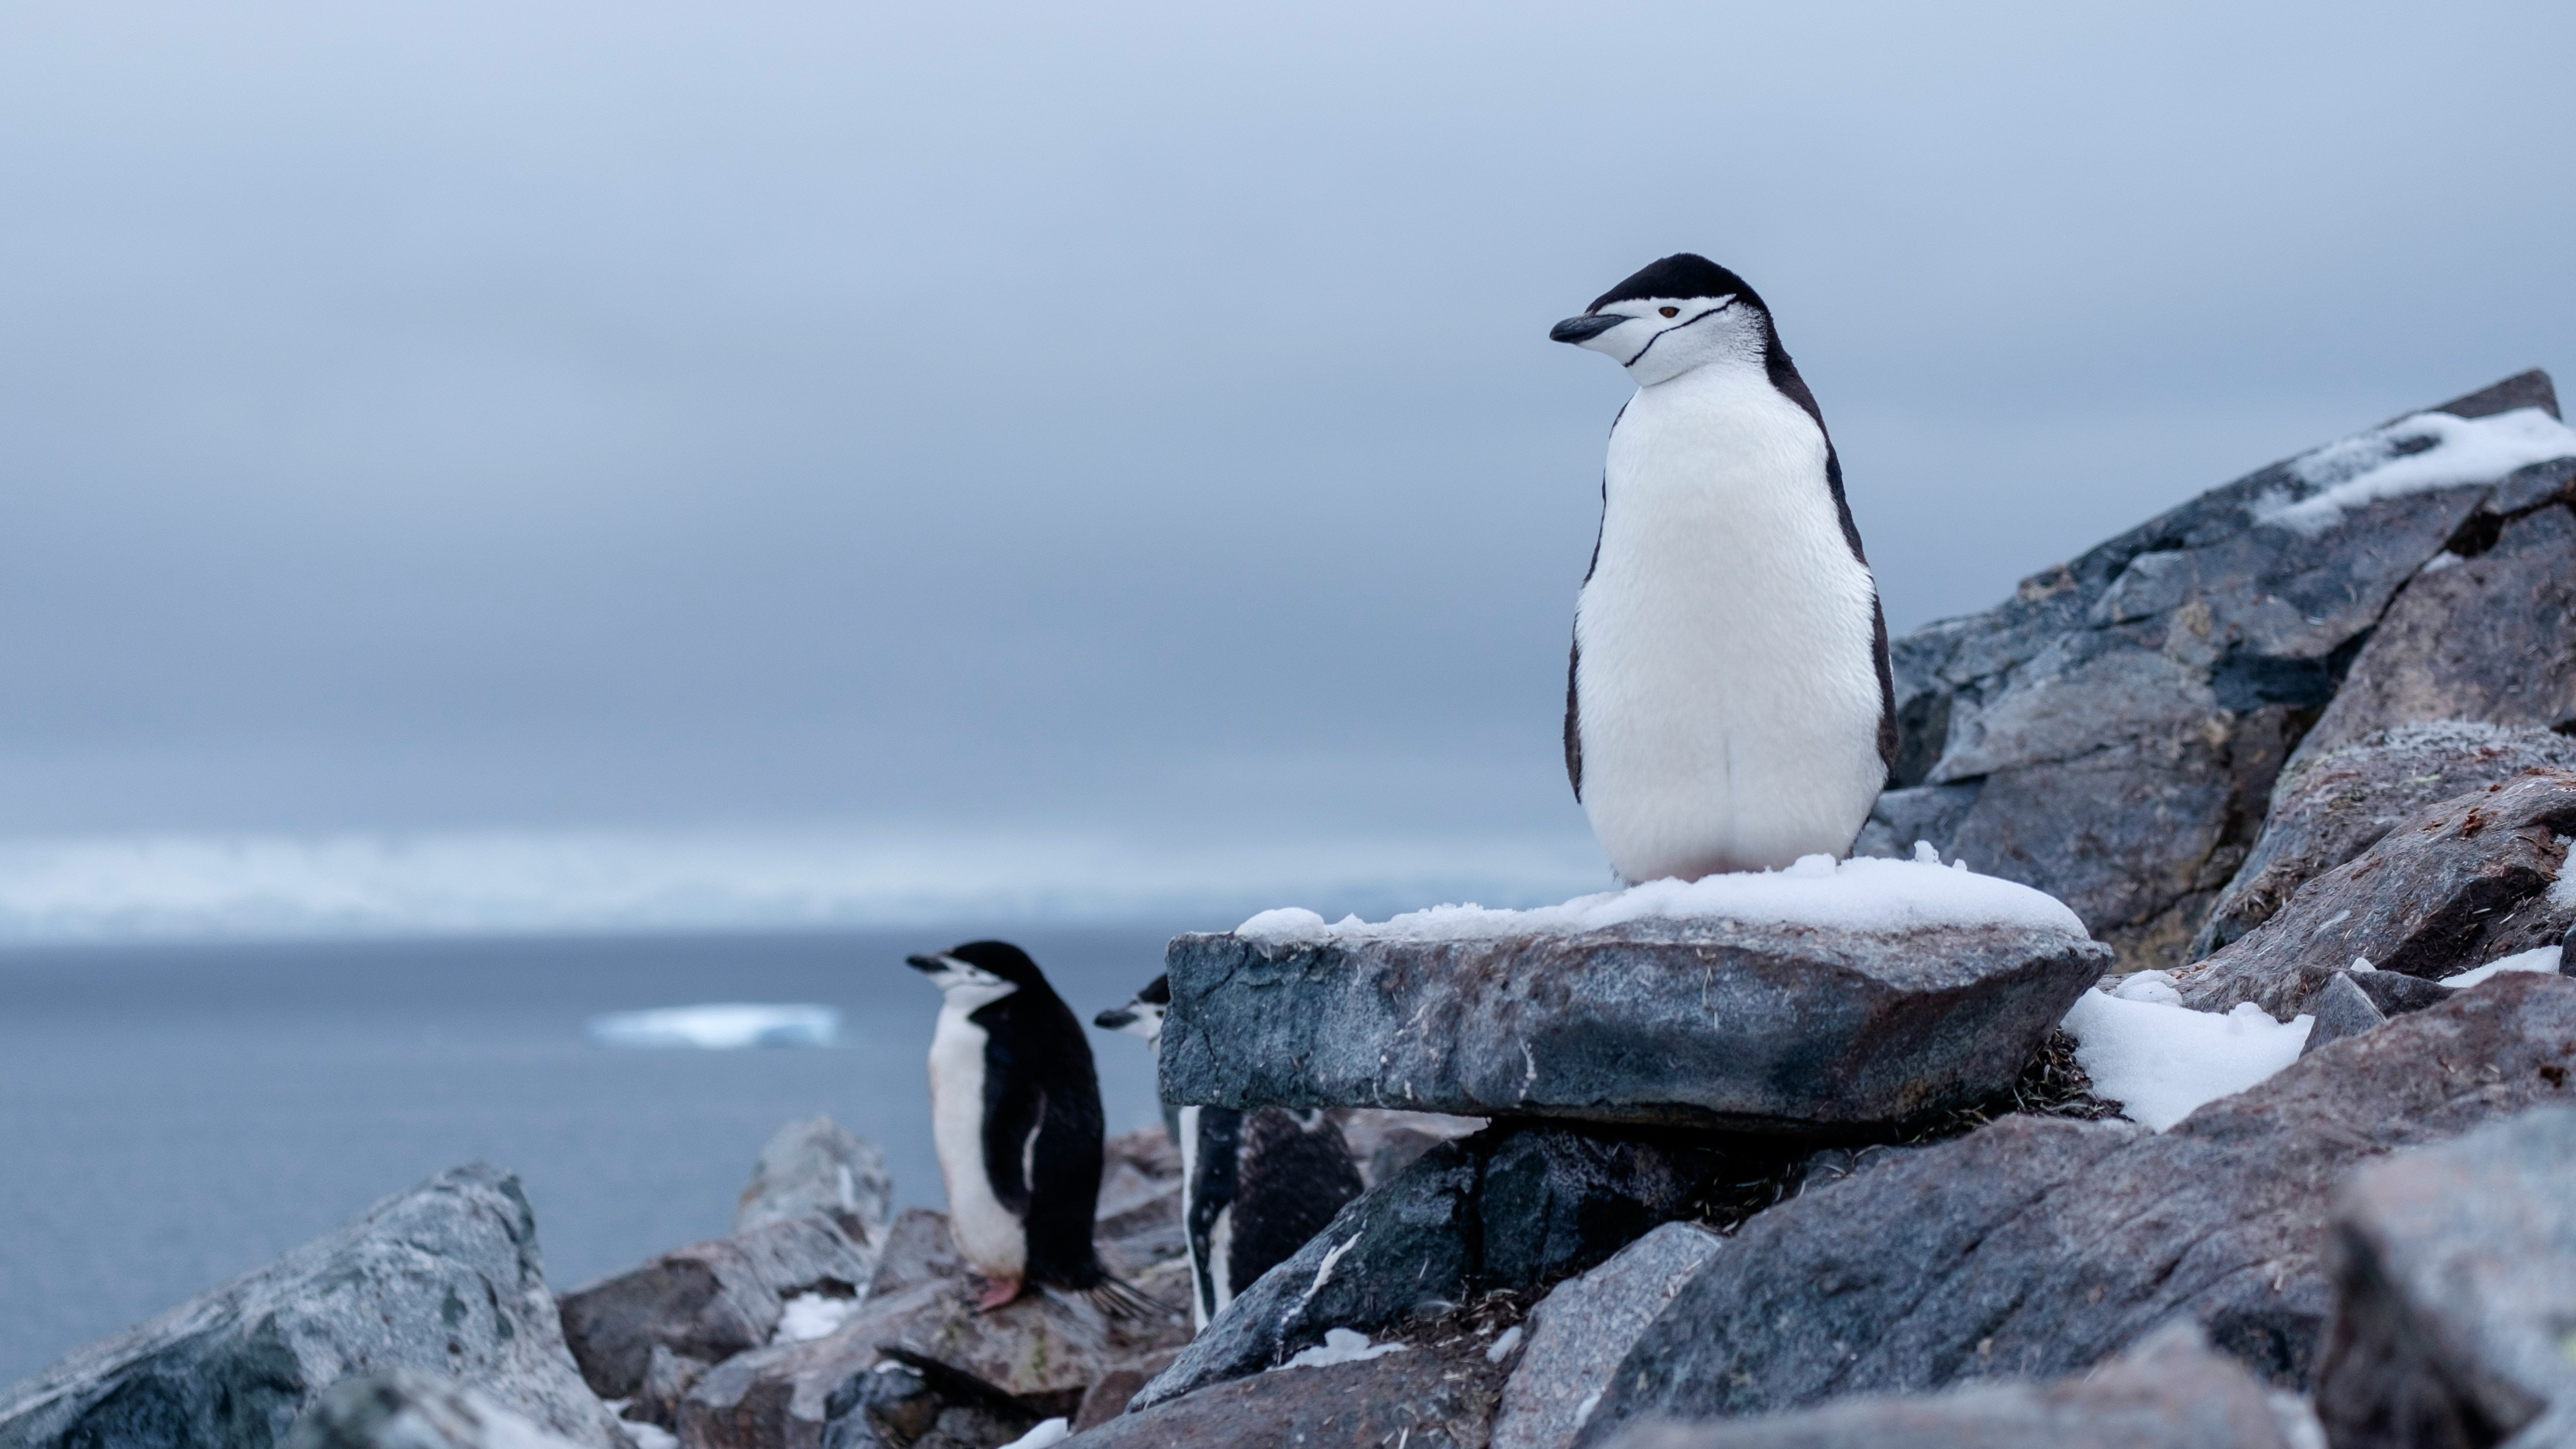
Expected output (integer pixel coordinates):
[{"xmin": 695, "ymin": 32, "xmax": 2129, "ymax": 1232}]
[{"xmin": 587, "ymin": 1004, "xmax": 840, "ymax": 1050}]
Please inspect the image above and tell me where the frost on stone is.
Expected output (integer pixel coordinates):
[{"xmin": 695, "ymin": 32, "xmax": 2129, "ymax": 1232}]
[
  {"xmin": 2251, "ymin": 407, "xmax": 2576, "ymax": 536},
  {"xmin": 1235, "ymin": 854, "xmax": 2088, "ymax": 945},
  {"xmin": 2061, "ymin": 990, "xmax": 2312, "ymax": 1131}
]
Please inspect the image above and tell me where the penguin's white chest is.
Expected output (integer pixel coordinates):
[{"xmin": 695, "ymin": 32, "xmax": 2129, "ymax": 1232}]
[
  {"xmin": 927, "ymin": 1005, "xmax": 1028, "ymax": 1279},
  {"xmin": 1575, "ymin": 368, "xmax": 1885, "ymax": 882}
]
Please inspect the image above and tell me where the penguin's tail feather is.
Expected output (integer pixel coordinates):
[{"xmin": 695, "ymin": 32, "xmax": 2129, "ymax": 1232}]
[{"xmin": 1080, "ymin": 1273, "xmax": 1171, "ymax": 1322}]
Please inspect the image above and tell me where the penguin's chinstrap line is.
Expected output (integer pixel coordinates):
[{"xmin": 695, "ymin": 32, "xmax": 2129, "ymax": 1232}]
[{"xmin": 1552, "ymin": 253, "xmax": 1896, "ymax": 884}]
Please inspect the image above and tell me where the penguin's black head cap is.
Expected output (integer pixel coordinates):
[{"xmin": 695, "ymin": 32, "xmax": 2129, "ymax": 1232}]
[
  {"xmin": 904, "ymin": 939, "xmax": 1056, "ymax": 996},
  {"xmin": 1549, "ymin": 253, "xmax": 1784, "ymax": 385},
  {"xmin": 1092, "ymin": 973, "xmax": 1169, "ymax": 1033}
]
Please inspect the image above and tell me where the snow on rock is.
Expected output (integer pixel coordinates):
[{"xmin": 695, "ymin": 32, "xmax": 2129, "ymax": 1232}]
[
  {"xmin": 770, "ymin": 1291, "xmax": 859, "ymax": 1343},
  {"xmin": 994, "ymin": 1418, "xmax": 1070, "ymax": 1449},
  {"xmin": 1279, "ymin": 1328, "xmax": 1407, "ymax": 1371},
  {"xmin": 2439, "ymin": 945, "xmax": 2564, "ymax": 991},
  {"xmin": 2255, "ymin": 407, "xmax": 2576, "ymax": 536},
  {"xmin": 2108, "ymin": 970, "xmax": 2184, "ymax": 1006},
  {"xmin": 586, "ymin": 1004, "xmax": 838, "ymax": 1050},
  {"xmin": 2062, "ymin": 991, "xmax": 2312, "ymax": 1131},
  {"xmin": 1235, "ymin": 854, "xmax": 2088, "ymax": 945}
]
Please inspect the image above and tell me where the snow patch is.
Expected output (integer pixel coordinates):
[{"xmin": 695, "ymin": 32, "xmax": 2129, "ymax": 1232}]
[
  {"xmin": 995, "ymin": 1419, "xmax": 1070, "ymax": 1449},
  {"xmin": 1292, "ymin": 1233, "xmax": 1362, "ymax": 1320},
  {"xmin": 772, "ymin": 1290, "xmax": 861, "ymax": 1342},
  {"xmin": 588, "ymin": 1004, "xmax": 839, "ymax": 1050},
  {"xmin": 1282, "ymin": 1328, "xmax": 1407, "ymax": 1370},
  {"xmin": 1485, "ymin": 1324, "xmax": 1524, "ymax": 1363},
  {"xmin": 2551, "ymin": 840, "xmax": 2576, "ymax": 911},
  {"xmin": 2109, "ymin": 970, "xmax": 2182, "ymax": 1006},
  {"xmin": 1237, "ymin": 855, "xmax": 2087, "ymax": 944},
  {"xmin": 619, "ymin": 1424, "xmax": 679, "ymax": 1449},
  {"xmin": 2253, "ymin": 407, "xmax": 2576, "ymax": 536},
  {"xmin": 2420, "ymin": 549, "xmax": 2464, "ymax": 574},
  {"xmin": 2439, "ymin": 946, "xmax": 2563, "ymax": 991},
  {"xmin": 2061, "ymin": 991, "xmax": 2312, "ymax": 1131}
]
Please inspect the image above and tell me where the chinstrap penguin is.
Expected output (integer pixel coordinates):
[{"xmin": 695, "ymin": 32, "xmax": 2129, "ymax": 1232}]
[
  {"xmin": 907, "ymin": 941, "xmax": 1148, "ymax": 1314},
  {"xmin": 1550, "ymin": 253, "xmax": 1896, "ymax": 883},
  {"xmin": 1095, "ymin": 976, "xmax": 1364, "ymax": 1330}
]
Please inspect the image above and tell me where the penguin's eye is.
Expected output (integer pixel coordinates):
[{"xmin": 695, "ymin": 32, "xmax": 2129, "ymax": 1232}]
[{"xmin": 1659, "ymin": 306, "xmax": 1679, "ymax": 318}]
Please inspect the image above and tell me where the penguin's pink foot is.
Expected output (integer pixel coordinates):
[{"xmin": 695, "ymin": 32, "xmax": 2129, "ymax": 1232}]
[{"xmin": 973, "ymin": 1276, "xmax": 1024, "ymax": 1312}]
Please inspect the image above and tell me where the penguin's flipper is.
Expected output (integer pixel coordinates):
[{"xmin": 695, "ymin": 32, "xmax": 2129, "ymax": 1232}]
[
  {"xmin": 1564, "ymin": 632, "xmax": 1584, "ymax": 802},
  {"xmin": 980, "ymin": 1071, "xmax": 1042, "ymax": 1217}
]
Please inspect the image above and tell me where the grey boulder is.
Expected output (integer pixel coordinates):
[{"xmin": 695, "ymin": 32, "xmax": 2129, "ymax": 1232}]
[
  {"xmin": 1869, "ymin": 370, "xmax": 2561, "ymax": 971},
  {"xmin": 0, "ymin": 1162, "xmax": 620, "ymax": 1449},
  {"xmin": 1573, "ymin": 974, "xmax": 2576, "ymax": 1445},
  {"xmin": 1595, "ymin": 1324, "xmax": 2301, "ymax": 1449},
  {"xmin": 1133, "ymin": 1122, "xmax": 1745, "ymax": 1413},
  {"xmin": 2316, "ymin": 1105, "xmax": 2576, "ymax": 1449},
  {"xmin": 2297, "ymin": 475, "xmax": 2576, "ymax": 763},
  {"xmin": 1158, "ymin": 916, "xmax": 2107, "ymax": 1133},
  {"xmin": 1492, "ymin": 1222, "xmax": 1724, "ymax": 1449},
  {"xmin": 282, "ymin": 1370, "xmax": 593, "ymax": 1449},
  {"xmin": 2298, "ymin": 971, "xmax": 2385, "ymax": 1056},
  {"xmin": 2194, "ymin": 722, "xmax": 2576, "ymax": 956},
  {"xmin": 2177, "ymin": 769, "xmax": 2576, "ymax": 1018},
  {"xmin": 733, "ymin": 1116, "xmax": 892, "ymax": 1243}
]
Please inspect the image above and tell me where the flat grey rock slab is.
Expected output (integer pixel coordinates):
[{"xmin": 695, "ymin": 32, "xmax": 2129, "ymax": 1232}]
[
  {"xmin": 1161, "ymin": 872, "xmax": 2108, "ymax": 1131},
  {"xmin": 283, "ymin": 1370, "xmax": 590, "ymax": 1449},
  {"xmin": 2194, "ymin": 721, "xmax": 2576, "ymax": 956},
  {"xmin": 2316, "ymin": 1104, "xmax": 2576, "ymax": 1449},
  {"xmin": 1492, "ymin": 1222, "xmax": 1723, "ymax": 1449},
  {"xmin": 1870, "ymin": 370, "xmax": 2563, "ymax": 971},
  {"xmin": 2178, "ymin": 770, "xmax": 2576, "ymax": 1018},
  {"xmin": 1571, "ymin": 974, "xmax": 2576, "ymax": 1447},
  {"xmin": 1595, "ymin": 1325, "xmax": 2297, "ymax": 1449},
  {"xmin": 0, "ymin": 1162, "xmax": 619, "ymax": 1449}
]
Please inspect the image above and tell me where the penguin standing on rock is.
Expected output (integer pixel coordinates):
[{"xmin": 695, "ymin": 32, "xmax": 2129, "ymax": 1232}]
[
  {"xmin": 1550, "ymin": 254, "xmax": 1896, "ymax": 883},
  {"xmin": 1096, "ymin": 976, "xmax": 1364, "ymax": 1330},
  {"xmin": 906, "ymin": 941, "xmax": 1144, "ymax": 1313}
]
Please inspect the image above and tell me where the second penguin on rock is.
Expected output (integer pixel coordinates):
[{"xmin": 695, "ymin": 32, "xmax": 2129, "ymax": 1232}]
[
  {"xmin": 1097, "ymin": 976, "xmax": 1364, "ymax": 1329},
  {"xmin": 906, "ymin": 940, "xmax": 1151, "ymax": 1314}
]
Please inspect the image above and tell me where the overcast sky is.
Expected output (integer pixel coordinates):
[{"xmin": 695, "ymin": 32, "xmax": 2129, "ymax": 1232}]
[{"xmin": 1, "ymin": 1, "xmax": 2570, "ymax": 862}]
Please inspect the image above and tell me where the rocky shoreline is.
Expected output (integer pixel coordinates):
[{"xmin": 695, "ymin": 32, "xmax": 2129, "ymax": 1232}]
[{"xmin": 6, "ymin": 371, "xmax": 2576, "ymax": 1449}]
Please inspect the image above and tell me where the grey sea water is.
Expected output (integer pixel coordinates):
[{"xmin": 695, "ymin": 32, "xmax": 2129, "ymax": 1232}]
[{"xmin": 0, "ymin": 926, "xmax": 1179, "ymax": 1387}]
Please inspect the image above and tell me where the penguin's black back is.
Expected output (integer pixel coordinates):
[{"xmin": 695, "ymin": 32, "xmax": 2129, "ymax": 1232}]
[
  {"xmin": 949, "ymin": 940, "xmax": 1111, "ymax": 1290},
  {"xmin": 1227, "ymin": 1110, "xmax": 1363, "ymax": 1297}
]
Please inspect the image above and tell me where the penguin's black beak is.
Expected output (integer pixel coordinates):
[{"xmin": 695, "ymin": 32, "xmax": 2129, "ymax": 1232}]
[
  {"xmin": 904, "ymin": 953, "xmax": 948, "ymax": 975},
  {"xmin": 1094, "ymin": 1006, "xmax": 1137, "ymax": 1030},
  {"xmin": 1550, "ymin": 313, "xmax": 1627, "ymax": 344}
]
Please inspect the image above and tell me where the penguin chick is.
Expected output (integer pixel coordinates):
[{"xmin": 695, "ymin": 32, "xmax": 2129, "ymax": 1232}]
[
  {"xmin": 1094, "ymin": 974, "xmax": 1364, "ymax": 1330},
  {"xmin": 1550, "ymin": 253, "xmax": 1896, "ymax": 883},
  {"xmin": 907, "ymin": 941, "xmax": 1122, "ymax": 1312}
]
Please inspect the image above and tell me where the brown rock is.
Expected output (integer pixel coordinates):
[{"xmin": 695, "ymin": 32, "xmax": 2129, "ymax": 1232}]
[
  {"xmin": 1067, "ymin": 1332, "xmax": 1508, "ymax": 1448},
  {"xmin": 2299, "ymin": 502, "xmax": 2576, "ymax": 760},
  {"xmin": 2176, "ymin": 771, "xmax": 2576, "ymax": 1018},
  {"xmin": 555, "ymin": 1214, "xmax": 873, "ymax": 1401}
]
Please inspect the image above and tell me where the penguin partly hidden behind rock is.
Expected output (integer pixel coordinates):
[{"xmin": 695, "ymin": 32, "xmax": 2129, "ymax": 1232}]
[
  {"xmin": 905, "ymin": 941, "xmax": 1154, "ymax": 1315},
  {"xmin": 1551, "ymin": 253, "xmax": 1897, "ymax": 884},
  {"xmin": 1096, "ymin": 976, "xmax": 1365, "ymax": 1330}
]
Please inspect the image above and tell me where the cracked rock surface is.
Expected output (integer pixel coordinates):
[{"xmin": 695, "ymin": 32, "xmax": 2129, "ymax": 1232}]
[
  {"xmin": 1572, "ymin": 974, "xmax": 2576, "ymax": 1446},
  {"xmin": 1861, "ymin": 370, "xmax": 2563, "ymax": 971},
  {"xmin": 1158, "ymin": 921, "xmax": 2106, "ymax": 1133}
]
